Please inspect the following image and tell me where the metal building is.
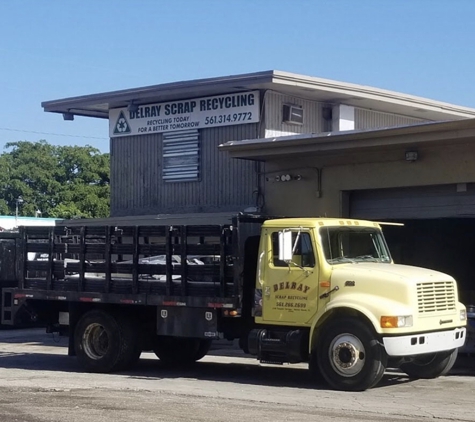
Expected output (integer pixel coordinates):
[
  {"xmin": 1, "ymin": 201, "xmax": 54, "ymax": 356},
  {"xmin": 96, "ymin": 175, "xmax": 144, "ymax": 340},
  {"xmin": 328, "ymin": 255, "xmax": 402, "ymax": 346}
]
[
  {"xmin": 42, "ymin": 70, "xmax": 475, "ymax": 218},
  {"xmin": 42, "ymin": 71, "xmax": 475, "ymax": 302}
]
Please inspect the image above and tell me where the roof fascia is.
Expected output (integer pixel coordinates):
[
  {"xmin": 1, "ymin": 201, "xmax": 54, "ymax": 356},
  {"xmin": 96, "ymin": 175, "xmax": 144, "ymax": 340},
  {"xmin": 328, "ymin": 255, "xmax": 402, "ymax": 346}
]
[
  {"xmin": 41, "ymin": 71, "xmax": 276, "ymax": 114},
  {"xmin": 271, "ymin": 71, "xmax": 475, "ymax": 118},
  {"xmin": 41, "ymin": 70, "xmax": 475, "ymax": 119},
  {"xmin": 220, "ymin": 119, "xmax": 475, "ymax": 160}
]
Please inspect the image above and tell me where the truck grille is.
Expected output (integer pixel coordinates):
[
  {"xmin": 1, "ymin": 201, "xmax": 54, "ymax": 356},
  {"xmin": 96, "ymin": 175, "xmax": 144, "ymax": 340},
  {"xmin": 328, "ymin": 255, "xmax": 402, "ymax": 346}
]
[{"xmin": 417, "ymin": 281, "xmax": 456, "ymax": 313}]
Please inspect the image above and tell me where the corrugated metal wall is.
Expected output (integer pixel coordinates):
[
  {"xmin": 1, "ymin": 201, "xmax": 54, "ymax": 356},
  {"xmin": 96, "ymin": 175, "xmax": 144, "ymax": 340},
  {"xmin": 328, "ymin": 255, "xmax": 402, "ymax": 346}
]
[
  {"xmin": 264, "ymin": 91, "xmax": 326, "ymax": 136},
  {"xmin": 355, "ymin": 108, "xmax": 425, "ymax": 130},
  {"xmin": 109, "ymin": 91, "xmax": 431, "ymax": 218},
  {"xmin": 110, "ymin": 123, "xmax": 259, "ymax": 216},
  {"xmin": 110, "ymin": 133, "xmax": 159, "ymax": 216}
]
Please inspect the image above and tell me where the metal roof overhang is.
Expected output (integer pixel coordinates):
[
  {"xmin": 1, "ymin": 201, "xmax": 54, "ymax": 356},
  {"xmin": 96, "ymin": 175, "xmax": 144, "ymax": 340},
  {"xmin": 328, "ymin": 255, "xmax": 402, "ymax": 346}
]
[
  {"xmin": 219, "ymin": 119, "xmax": 475, "ymax": 161},
  {"xmin": 42, "ymin": 70, "xmax": 475, "ymax": 121},
  {"xmin": 42, "ymin": 71, "xmax": 279, "ymax": 119}
]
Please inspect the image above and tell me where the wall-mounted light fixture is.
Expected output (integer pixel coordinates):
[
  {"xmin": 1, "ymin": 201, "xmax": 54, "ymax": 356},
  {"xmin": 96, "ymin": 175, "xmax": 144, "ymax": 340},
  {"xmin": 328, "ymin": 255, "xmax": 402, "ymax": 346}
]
[
  {"xmin": 405, "ymin": 151, "xmax": 419, "ymax": 162},
  {"xmin": 268, "ymin": 174, "xmax": 302, "ymax": 182},
  {"xmin": 62, "ymin": 112, "xmax": 74, "ymax": 121},
  {"xmin": 127, "ymin": 100, "xmax": 139, "ymax": 113},
  {"xmin": 322, "ymin": 107, "xmax": 332, "ymax": 121}
]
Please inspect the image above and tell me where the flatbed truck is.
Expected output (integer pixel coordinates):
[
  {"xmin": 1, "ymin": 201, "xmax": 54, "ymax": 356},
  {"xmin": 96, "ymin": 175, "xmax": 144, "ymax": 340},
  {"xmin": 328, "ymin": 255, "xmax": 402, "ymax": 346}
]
[{"xmin": 0, "ymin": 214, "xmax": 467, "ymax": 391}]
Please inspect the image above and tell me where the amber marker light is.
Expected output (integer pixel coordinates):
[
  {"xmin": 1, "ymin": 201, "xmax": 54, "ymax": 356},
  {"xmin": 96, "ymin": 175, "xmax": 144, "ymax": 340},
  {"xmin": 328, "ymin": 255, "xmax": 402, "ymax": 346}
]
[{"xmin": 320, "ymin": 281, "xmax": 330, "ymax": 288}]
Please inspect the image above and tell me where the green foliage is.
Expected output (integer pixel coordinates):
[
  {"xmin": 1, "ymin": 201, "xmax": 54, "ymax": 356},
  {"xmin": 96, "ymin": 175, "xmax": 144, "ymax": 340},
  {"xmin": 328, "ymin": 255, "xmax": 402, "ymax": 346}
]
[{"xmin": 0, "ymin": 140, "xmax": 110, "ymax": 219}]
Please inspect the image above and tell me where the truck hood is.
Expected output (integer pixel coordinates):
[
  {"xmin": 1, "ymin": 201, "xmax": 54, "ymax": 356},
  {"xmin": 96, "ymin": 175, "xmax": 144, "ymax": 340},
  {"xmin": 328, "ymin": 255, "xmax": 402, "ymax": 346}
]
[
  {"xmin": 330, "ymin": 263, "xmax": 455, "ymax": 285},
  {"xmin": 327, "ymin": 262, "xmax": 462, "ymax": 336}
]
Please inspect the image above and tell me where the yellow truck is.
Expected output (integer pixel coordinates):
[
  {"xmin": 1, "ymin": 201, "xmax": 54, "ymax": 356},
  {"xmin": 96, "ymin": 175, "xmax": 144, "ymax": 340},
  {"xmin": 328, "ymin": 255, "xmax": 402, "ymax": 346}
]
[{"xmin": 1, "ymin": 215, "xmax": 467, "ymax": 391}]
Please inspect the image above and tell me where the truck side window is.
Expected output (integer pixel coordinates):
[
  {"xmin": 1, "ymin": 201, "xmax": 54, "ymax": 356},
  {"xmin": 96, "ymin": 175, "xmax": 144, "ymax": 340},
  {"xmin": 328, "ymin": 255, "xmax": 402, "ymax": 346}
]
[{"xmin": 272, "ymin": 231, "xmax": 315, "ymax": 268}]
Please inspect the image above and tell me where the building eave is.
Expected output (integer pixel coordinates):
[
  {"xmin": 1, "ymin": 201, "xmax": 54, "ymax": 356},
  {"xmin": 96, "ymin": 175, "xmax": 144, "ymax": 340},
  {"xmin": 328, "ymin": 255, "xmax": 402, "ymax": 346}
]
[
  {"xmin": 219, "ymin": 118, "xmax": 475, "ymax": 161},
  {"xmin": 41, "ymin": 71, "xmax": 277, "ymax": 119},
  {"xmin": 42, "ymin": 70, "xmax": 475, "ymax": 121},
  {"xmin": 271, "ymin": 71, "xmax": 475, "ymax": 118}
]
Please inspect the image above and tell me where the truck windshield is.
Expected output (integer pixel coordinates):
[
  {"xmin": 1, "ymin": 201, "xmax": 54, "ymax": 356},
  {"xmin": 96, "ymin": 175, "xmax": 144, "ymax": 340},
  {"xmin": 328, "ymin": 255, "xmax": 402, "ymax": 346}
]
[{"xmin": 320, "ymin": 227, "xmax": 391, "ymax": 264}]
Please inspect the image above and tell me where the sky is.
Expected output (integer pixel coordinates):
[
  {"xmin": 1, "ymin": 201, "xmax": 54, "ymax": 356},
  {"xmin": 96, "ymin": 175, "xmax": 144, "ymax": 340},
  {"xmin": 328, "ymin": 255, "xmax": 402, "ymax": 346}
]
[{"xmin": 1, "ymin": 0, "xmax": 475, "ymax": 153}]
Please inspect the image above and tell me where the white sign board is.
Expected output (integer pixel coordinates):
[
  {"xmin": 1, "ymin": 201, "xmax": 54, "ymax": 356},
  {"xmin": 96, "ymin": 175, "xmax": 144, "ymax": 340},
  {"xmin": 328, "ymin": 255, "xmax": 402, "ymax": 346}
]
[{"xmin": 109, "ymin": 91, "xmax": 260, "ymax": 137}]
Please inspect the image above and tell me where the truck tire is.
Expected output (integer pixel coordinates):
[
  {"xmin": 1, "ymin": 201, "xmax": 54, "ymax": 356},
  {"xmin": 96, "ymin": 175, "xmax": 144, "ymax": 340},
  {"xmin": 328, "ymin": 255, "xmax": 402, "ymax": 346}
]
[
  {"xmin": 153, "ymin": 337, "xmax": 211, "ymax": 365},
  {"xmin": 74, "ymin": 310, "xmax": 139, "ymax": 373},
  {"xmin": 308, "ymin": 350, "xmax": 323, "ymax": 382},
  {"xmin": 194, "ymin": 339, "xmax": 212, "ymax": 361},
  {"xmin": 399, "ymin": 349, "xmax": 458, "ymax": 379},
  {"xmin": 317, "ymin": 318, "xmax": 387, "ymax": 391},
  {"xmin": 115, "ymin": 313, "xmax": 142, "ymax": 368}
]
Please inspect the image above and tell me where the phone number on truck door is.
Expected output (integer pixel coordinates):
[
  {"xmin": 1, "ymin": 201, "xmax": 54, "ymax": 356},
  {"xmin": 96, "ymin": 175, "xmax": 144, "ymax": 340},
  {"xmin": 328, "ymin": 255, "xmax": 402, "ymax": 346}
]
[{"xmin": 276, "ymin": 302, "xmax": 307, "ymax": 309}]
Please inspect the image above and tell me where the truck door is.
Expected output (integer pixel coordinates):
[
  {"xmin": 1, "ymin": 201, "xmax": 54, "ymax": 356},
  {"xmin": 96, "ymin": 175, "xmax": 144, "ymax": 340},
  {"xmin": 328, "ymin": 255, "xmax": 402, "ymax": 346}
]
[{"xmin": 261, "ymin": 229, "xmax": 319, "ymax": 325}]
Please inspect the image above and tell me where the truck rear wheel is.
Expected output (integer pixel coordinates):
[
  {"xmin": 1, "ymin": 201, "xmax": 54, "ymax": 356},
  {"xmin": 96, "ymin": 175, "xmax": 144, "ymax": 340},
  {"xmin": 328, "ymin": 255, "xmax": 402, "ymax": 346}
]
[
  {"xmin": 399, "ymin": 349, "xmax": 458, "ymax": 379},
  {"xmin": 74, "ymin": 310, "xmax": 139, "ymax": 373},
  {"xmin": 317, "ymin": 318, "xmax": 387, "ymax": 391},
  {"xmin": 116, "ymin": 313, "xmax": 142, "ymax": 368},
  {"xmin": 153, "ymin": 337, "xmax": 211, "ymax": 365}
]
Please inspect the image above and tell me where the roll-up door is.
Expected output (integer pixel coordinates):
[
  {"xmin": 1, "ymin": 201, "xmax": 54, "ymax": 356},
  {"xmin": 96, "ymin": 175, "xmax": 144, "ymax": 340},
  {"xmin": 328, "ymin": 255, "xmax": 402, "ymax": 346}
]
[{"xmin": 350, "ymin": 184, "xmax": 475, "ymax": 219}]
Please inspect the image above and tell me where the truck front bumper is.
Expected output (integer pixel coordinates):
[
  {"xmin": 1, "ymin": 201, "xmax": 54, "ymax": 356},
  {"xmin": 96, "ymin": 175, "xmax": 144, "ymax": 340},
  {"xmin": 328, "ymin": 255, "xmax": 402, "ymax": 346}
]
[{"xmin": 382, "ymin": 327, "xmax": 466, "ymax": 357}]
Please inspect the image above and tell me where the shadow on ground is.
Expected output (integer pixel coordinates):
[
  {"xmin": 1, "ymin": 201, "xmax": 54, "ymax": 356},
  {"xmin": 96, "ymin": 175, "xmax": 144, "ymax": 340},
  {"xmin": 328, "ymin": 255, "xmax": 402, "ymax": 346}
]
[
  {"xmin": 0, "ymin": 348, "xmax": 415, "ymax": 391},
  {"xmin": 0, "ymin": 328, "xmax": 67, "ymax": 347},
  {"xmin": 1, "ymin": 330, "xmax": 474, "ymax": 390}
]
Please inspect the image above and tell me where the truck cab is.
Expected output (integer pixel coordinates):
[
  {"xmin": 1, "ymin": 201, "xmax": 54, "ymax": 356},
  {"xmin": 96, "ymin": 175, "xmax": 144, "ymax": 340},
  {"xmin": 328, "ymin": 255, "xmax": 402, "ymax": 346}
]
[{"xmin": 247, "ymin": 218, "xmax": 466, "ymax": 391}]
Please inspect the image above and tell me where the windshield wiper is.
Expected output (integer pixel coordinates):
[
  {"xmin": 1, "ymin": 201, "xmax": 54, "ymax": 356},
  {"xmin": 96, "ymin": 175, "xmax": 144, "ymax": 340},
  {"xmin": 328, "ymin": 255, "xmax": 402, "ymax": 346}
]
[
  {"xmin": 328, "ymin": 256, "xmax": 356, "ymax": 264},
  {"xmin": 353, "ymin": 255, "xmax": 378, "ymax": 262}
]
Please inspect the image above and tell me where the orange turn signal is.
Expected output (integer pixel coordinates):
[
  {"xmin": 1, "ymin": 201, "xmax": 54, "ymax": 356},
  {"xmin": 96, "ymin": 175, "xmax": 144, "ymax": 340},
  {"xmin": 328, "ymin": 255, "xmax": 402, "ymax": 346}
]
[{"xmin": 381, "ymin": 316, "xmax": 398, "ymax": 328}]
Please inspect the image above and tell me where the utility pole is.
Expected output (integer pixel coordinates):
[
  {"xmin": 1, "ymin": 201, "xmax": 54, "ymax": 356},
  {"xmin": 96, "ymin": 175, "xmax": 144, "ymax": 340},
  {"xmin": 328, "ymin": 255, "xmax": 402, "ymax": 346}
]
[{"xmin": 15, "ymin": 196, "xmax": 24, "ymax": 227}]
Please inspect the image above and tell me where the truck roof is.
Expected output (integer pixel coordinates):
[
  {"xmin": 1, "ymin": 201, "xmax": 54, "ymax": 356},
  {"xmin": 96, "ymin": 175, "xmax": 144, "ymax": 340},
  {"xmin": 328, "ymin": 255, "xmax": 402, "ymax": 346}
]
[{"xmin": 262, "ymin": 217, "xmax": 381, "ymax": 229}]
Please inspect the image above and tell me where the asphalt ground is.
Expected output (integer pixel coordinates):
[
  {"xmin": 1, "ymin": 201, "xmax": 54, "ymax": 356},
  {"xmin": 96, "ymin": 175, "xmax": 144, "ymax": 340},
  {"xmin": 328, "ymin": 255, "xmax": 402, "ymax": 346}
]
[{"xmin": 1, "ymin": 329, "xmax": 475, "ymax": 422}]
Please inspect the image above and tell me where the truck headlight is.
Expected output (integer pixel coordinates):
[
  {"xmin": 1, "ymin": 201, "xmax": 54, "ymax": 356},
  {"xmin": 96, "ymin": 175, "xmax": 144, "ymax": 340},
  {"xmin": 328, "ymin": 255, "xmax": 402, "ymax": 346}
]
[
  {"xmin": 460, "ymin": 309, "xmax": 467, "ymax": 321},
  {"xmin": 380, "ymin": 315, "xmax": 413, "ymax": 328}
]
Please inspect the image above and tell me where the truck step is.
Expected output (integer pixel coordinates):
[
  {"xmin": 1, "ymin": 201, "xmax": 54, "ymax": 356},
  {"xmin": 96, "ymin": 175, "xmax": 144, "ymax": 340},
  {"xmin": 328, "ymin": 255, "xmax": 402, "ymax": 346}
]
[{"xmin": 260, "ymin": 359, "xmax": 284, "ymax": 365}]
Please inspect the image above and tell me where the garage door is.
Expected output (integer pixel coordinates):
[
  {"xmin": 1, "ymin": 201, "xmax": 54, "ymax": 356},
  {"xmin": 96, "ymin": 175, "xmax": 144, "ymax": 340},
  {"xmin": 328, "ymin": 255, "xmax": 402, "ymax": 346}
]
[{"xmin": 350, "ymin": 183, "xmax": 475, "ymax": 219}]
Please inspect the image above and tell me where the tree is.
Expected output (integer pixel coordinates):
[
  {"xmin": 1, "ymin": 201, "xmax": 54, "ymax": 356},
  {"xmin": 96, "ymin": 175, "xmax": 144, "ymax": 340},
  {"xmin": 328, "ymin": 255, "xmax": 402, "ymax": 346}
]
[{"xmin": 0, "ymin": 140, "xmax": 110, "ymax": 219}]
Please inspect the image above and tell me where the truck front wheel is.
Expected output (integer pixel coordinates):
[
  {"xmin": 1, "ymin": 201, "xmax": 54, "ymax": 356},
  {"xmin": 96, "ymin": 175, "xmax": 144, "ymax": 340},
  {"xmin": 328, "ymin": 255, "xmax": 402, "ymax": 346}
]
[
  {"xmin": 74, "ymin": 310, "xmax": 139, "ymax": 373},
  {"xmin": 317, "ymin": 318, "xmax": 387, "ymax": 391},
  {"xmin": 399, "ymin": 349, "xmax": 458, "ymax": 379}
]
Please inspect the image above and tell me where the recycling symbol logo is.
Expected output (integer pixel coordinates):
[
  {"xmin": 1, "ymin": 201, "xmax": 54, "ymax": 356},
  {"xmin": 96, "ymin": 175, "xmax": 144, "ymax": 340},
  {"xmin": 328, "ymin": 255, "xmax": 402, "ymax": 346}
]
[{"xmin": 113, "ymin": 111, "xmax": 131, "ymax": 135}]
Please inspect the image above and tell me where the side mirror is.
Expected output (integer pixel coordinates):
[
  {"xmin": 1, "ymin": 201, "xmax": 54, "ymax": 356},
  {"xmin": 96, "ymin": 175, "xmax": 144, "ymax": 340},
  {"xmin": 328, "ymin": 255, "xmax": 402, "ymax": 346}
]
[{"xmin": 278, "ymin": 231, "xmax": 293, "ymax": 262}]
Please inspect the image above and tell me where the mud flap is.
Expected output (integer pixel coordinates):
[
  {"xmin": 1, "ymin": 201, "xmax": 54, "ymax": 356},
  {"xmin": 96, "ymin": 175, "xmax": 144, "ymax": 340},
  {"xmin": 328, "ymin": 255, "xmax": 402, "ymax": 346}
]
[
  {"xmin": 1, "ymin": 289, "xmax": 34, "ymax": 326},
  {"xmin": 1, "ymin": 289, "xmax": 14, "ymax": 325}
]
